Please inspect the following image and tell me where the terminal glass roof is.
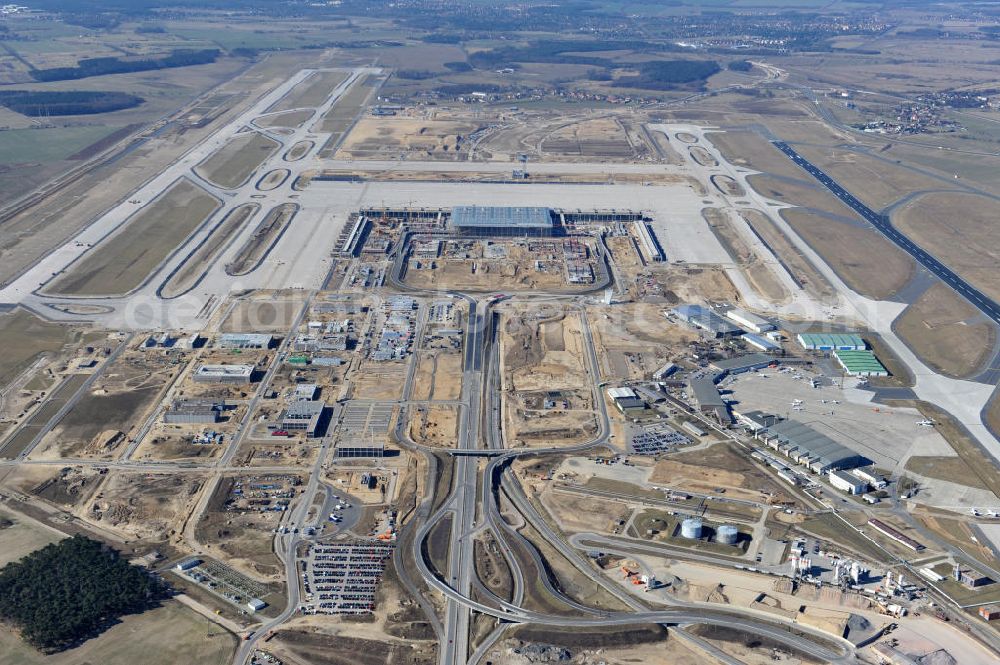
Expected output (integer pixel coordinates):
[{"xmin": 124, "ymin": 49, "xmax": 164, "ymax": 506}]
[{"xmin": 451, "ymin": 206, "xmax": 554, "ymax": 229}]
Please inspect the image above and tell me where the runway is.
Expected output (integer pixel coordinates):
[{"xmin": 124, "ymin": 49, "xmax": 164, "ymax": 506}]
[{"xmin": 773, "ymin": 141, "xmax": 1000, "ymax": 326}]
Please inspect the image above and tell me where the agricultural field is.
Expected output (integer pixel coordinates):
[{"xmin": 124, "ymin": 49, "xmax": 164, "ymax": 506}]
[
  {"xmin": 0, "ymin": 126, "xmax": 121, "ymax": 165},
  {"xmin": 0, "ymin": 309, "xmax": 76, "ymax": 387},
  {"xmin": 196, "ymin": 133, "xmax": 280, "ymax": 190},
  {"xmin": 0, "ymin": 509, "xmax": 65, "ymax": 567},
  {"xmin": 0, "ymin": 601, "xmax": 235, "ymax": 665},
  {"xmin": 47, "ymin": 178, "xmax": 220, "ymax": 296}
]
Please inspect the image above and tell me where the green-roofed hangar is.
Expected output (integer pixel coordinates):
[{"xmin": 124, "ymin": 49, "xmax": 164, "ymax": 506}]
[
  {"xmin": 796, "ymin": 333, "xmax": 866, "ymax": 351},
  {"xmin": 834, "ymin": 350, "xmax": 888, "ymax": 377}
]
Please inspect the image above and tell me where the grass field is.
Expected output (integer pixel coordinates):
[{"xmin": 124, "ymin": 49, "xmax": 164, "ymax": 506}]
[
  {"xmin": 0, "ymin": 309, "xmax": 74, "ymax": 388},
  {"xmin": 0, "ymin": 600, "xmax": 235, "ymax": 665},
  {"xmin": 894, "ymin": 191, "xmax": 1000, "ymax": 303},
  {"xmin": 904, "ymin": 456, "xmax": 987, "ymax": 490},
  {"xmin": 195, "ymin": 133, "xmax": 279, "ymax": 190},
  {"xmin": 0, "ymin": 509, "xmax": 65, "ymax": 566},
  {"xmin": 893, "ymin": 283, "xmax": 995, "ymax": 378},
  {"xmin": 161, "ymin": 203, "xmax": 259, "ymax": 298},
  {"xmin": 255, "ymin": 109, "xmax": 313, "ymax": 129},
  {"xmin": 738, "ymin": 208, "xmax": 837, "ymax": 302},
  {"xmin": 709, "ymin": 130, "xmax": 807, "ymax": 180},
  {"xmin": 269, "ymin": 70, "xmax": 348, "ymax": 112},
  {"xmin": 0, "ymin": 126, "xmax": 119, "ymax": 164},
  {"xmin": 793, "ymin": 145, "xmax": 943, "ymax": 211},
  {"xmin": 319, "ymin": 75, "xmax": 381, "ymax": 156},
  {"xmin": 48, "ymin": 178, "xmax": 220, "ymax": 296},
  {"xmin": 781, "ymin": 209, "xmax": 914, "ymax": 300}
]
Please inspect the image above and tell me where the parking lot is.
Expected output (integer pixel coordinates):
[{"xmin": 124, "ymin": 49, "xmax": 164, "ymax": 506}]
[
  {"xmin": 300, "ymin": 542, "xmax": 394, "ymax": 614},
  {"xmin": 339, "ymin": 402, "xmax": 394, "ymax": 436},
  {"xmin": 628, "ymin": 422, "xmax": 691, "ymax": 455}
]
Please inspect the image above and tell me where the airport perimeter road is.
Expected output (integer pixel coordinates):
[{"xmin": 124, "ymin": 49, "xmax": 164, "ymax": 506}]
[{"xmin": 773, "ymin": 141, "xmax": 1000, "ymax": 325}]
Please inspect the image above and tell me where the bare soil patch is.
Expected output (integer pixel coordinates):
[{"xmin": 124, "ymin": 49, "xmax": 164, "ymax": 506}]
[
  {"xmin": 738, "ymin": 209, "xmax": 837, "ymax": 302},
  {"xmin": 284, "ymin": 140, "xmax": 313, "ymax": 161},
  {"xmin": 689, "ymin": 145, "xmax": 718, "ymax": 167},
  {"xmin": 338, "ymin": 116, "xmax": 484, "ymax": 161},
  {"xmin": 711, "ymin": 173, "xmax": 745, "ymax": 197},
  {"xmin": 702, "ymin": 207, "xmax": 789, "ymax": 304},
  {"xmin": 226, "ymin": 203, "xmax": 297, "ymax": 276}
]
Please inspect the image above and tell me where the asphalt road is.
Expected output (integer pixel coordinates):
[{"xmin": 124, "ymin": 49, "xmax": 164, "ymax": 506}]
[{"xmin": 773, "ymin": 141, "xmax": 1000, "ymax": 325}]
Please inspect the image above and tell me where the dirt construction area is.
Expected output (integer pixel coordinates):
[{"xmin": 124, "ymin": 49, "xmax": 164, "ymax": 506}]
[
  {"xmin": 649, "ymin": 442, "xmax": 790, "ymax": 504},
  {"xmin": 29, "ymin": 350, "xmax": 180, "ymax": 460},
  {"xmin": 410, "ymin": 351, "xmax": 462, "ymax": 401},
  {"xmin": 195, "ymin": 474, "xmax": 304, "ymax": 580},
  {"xmin": 404, "ymin": 239, "xmax": 599, "ymax": 292},
  {"xmin": 894, "ymin": 283, "xmax": 996, "ymax": 378},
  {"xmin": 586, "ymin": 303, "xmax": 696, "ymax": 381},
  {"xmin": 47, "ymin": 178, "xmax": 220, "ymax": 296},
  {"xmin": 501, "ymin": 310, "xmax": 598, "ymax": 447},
  {"xmin": 540, "ymin": 116, "xmax": 635, "ymax": 159},
  {"xmin": 407, "ymin": 405, "xmax": 459, "ymax": 448},
  {"xmin": 337, "ymin": 116, "xmax": 484, "ymax": 161},
  {"xmin": 83, "ymin": 471, "xmax": 205, "ymax": 541}
]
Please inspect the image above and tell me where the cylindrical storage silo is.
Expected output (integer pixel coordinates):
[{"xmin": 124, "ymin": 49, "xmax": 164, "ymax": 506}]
[
  {"xmin": 680, "ymin": 518, "xmax": 702, "ymax": 539},
  {"xmin": 716, "ymin": 524, "xmax": 738, "ymax": 545}
]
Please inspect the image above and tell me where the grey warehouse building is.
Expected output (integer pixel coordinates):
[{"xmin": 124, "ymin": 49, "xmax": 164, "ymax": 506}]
[
  {"xmin": 280, "ymin": 401, "xmax": 327, "ymax": 438},
  {"xmin": 164, "ymin": 399, "xmax": 225, "ymax": 424},
  {"xmin": 449, "ymin": 206, "xmax": 558, "ymax": 237},
  {"xmin": 672, "ymin": 305, "xmax": 742, "ymax": 337},
  {"xmin": 752, "ymin": 418, "xmax": 870, "ymax": 473}
]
